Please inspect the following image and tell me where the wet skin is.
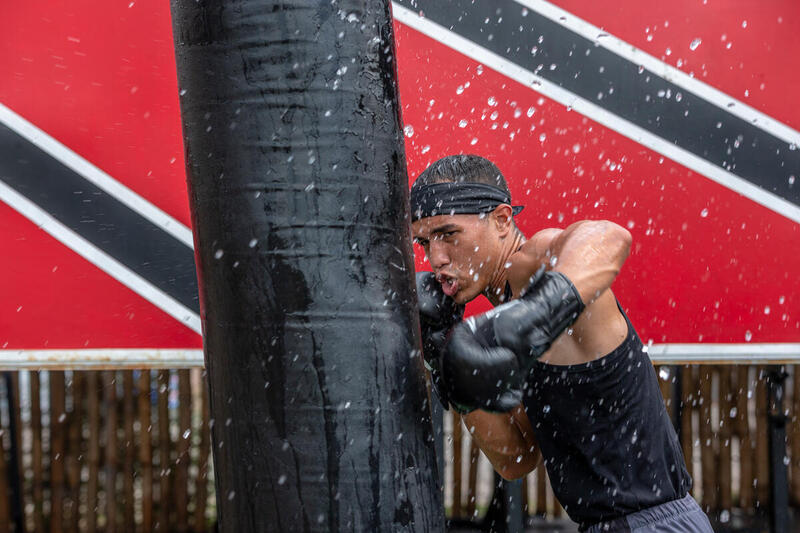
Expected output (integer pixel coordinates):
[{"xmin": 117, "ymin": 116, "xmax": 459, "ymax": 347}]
[{"xmin": 413, "ymin": 205, "xmax": 632, "ymax": 479}]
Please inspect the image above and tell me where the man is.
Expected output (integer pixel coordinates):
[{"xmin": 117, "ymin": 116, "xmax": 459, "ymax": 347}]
[{"xmin": 413, "ymin": 155, "xmax": 713, "ymax": 532}]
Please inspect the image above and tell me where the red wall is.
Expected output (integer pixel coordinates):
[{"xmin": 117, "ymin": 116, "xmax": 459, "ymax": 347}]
[{"xmin": 0, "ymin": 1, "xmax": 797, "ymax": 349}]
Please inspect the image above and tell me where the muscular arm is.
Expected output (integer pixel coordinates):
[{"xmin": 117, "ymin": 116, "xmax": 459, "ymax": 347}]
[
  {"xmin": 462, "ymin": 406, "xmax": 541, "ymax": 480},
  {"xmin": 510, "ymin": 220, "xmax": 632, "ymax": 305},
  {"xmin": 455, "ymin": 220, "xmax": 630, "ymax": 479}
]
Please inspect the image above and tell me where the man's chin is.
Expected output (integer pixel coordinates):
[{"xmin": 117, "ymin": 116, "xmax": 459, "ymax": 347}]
[{"xmin": 451, "ymin": 287, "xmax": 478, "ymax": 305}]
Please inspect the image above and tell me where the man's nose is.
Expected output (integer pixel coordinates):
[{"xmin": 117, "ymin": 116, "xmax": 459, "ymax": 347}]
[{"xmin": 427, "ymin": 240, "xmax": 450, "ymax": 270}]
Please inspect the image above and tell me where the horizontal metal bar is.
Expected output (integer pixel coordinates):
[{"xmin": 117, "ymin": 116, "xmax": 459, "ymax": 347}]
[
  {"xmin": 646, "ymin": 343, "xmax": 800, "ymax": 365},
  {"xmin": 0, "ymin": 349, "xmax": 204, "ymax": 370},
  {"xmin": 0, "ymin": 344, "xmax": 797, "ymax": 370}
]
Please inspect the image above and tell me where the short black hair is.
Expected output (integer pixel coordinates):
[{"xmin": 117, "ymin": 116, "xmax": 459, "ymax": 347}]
[{"xmin": 413, "ymin": 154, "xmax": 510, "ymax": 195}]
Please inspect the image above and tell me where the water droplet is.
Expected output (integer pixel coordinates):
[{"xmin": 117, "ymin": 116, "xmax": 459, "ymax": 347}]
[
  {"xmin": 526, "ymin": 106, "xmax": 535, "ymax": 117},
  {"xmin": 470, "ymin": 137, "xmax": 478, "ymax": 146},
  {"xmin": 278, "ymin": 474, "xmax": 287, "ymax": 485},
  {"xmin": 403, "ymin": 125, "xmax": 414, "ymax": 137},
  {"xmin": 228, "ymin": 490, "xmax": 236, "ymax": 501},
  {"xmin": 542, "ymin": 405, "xmax": 551, "ymax": 413},
  {"xmin": 689, "ymin": 38, "xmax": 702, "ymax": 51},
  {"xmin": 182, "ymin": 429, "xmax": 191, "ymax": 439},
  {"xmin": 487, "ymin": 96, "xmax": 497, "ymax": 106},
  {"xmin": 700, "ymin": 208, "xmax": 708, "ymax": 217},
  {"xmin": 745, "ymin": 330, "xmax": 753, "ymax": 342},
  {"xmin": 741, "ymin": 20, "xmax": 748, "ymax": 28},
  {"xmin": 789, "ymin": 175, "xmax": 796, "ymax": 186},
  {"xmin": 214, "ymin": 249, "xmax": 224, "ymax": 259},
  {"xmin": 764, "ymin": 306, "xmax": 771, "ymax": 315},
  {"xmin": 421, "ymin": 145, "xmax": 431, "ymax": 154},
  {"xmin": 476, "ymin": 65, "xmax": 484, "ymax": 75},
  {"xmin": 58, "ymin": 413, "xmax": 67, "ymax": 423},
  {"xmin": 456, "ymin": 85, "xmax": 465, "ymax": 95},
  {"xmin": 458, "ymin": 119, "xmax": 468, "ymax": 128},
  {"xmin": 248, "ymin": 238, "xmax": 258, "ymax": 248}
]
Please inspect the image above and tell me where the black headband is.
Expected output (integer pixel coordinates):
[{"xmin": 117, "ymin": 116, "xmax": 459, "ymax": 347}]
[{"xmin": 409, "ymin": 182, "xmax": 524, "ymax": 222}]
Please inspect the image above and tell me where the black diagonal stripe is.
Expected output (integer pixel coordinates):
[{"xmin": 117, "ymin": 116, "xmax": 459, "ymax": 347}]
[
  {"xmin": 0, "ymin": 122, "xmax": 200, "ymax": 313},
  {"xmin": 395, "ymin": 0, "xmax": 800, "ymax": 207}
]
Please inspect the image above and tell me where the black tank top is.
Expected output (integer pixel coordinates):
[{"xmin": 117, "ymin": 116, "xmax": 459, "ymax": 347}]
[{"xmin": 521, "ymin": 303, "xmax": 691, "ymax": 531}]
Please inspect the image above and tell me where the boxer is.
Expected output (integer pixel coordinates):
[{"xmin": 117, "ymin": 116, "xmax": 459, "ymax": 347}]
[{"xmin": 413, "ymin": 155, "xmax": 713, "ymax": 532}]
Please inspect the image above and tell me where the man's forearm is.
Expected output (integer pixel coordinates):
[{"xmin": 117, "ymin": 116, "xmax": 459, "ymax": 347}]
[
  {"xmin": 462, "ymin": 406, "xmax": 539, "ymax": 479},
  {"xmin": 548, "ymin": 220, "xmax": 631, "ymax": 305}
]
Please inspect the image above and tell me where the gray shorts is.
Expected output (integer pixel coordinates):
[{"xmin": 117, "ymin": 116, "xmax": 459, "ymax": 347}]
[{"xmin": 585, "ymin": 494, "xmax": 714, "ymax": 533}]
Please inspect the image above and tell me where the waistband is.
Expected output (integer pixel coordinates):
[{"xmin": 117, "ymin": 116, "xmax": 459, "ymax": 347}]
[{"xmin": 585, "ymin": 494, "xmax": 697, "ymax": 532}]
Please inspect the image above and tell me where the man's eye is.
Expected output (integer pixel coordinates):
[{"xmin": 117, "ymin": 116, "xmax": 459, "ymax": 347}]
[{"xmin": 414, "ymin": 238, "xmax": 429, "ymax": 247}]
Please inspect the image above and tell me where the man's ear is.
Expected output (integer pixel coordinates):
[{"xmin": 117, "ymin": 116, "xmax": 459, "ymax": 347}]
[{"xmin": 490, "ymin": 204, "xmax": 514, "ymax": 237}]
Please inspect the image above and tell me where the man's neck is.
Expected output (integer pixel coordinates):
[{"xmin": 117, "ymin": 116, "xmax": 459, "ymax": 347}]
[{"xmin": 484, "ymin": 230, "xmax": 526, "ymax": 306}]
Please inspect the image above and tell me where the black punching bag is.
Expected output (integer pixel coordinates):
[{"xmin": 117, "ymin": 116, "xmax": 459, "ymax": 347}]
[{"xmin": 170, "ymin": 1, "xmax": 443, "ymax": 531}]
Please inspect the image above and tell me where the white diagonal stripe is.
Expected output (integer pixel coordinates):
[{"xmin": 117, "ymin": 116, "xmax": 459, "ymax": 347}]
[
  {"xmin": 516, "ymin": 0, "xmax": 800, "ymax": 149},
  {"xmin": 0, "ymin": 102, "xmax": 194, "ymax": 248},
  {"xmin": 391, "ymin": 3, "xmax": 800, "ymax": 224},
  {"xmin": 0, "ymin": 179, "xmax": 202, "ymax": 335}
]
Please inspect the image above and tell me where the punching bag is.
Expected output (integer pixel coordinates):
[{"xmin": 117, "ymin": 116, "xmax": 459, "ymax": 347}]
[{"xmin": 170, "ymin": 1, "xmax": 443, "ymax": 531}]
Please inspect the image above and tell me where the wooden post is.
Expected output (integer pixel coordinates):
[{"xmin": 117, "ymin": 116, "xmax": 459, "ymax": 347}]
[
  {"xmin": 122, "ymin": 371, "xmax": 136, "ymax": 529},
  {"xmin": 50, "ymin": 370, "xmax": 67, "ymax": 533},
  {"xmin": 0, "ymin": 378, "xmax": 10, "ymax": 533},
  {"xmin": 138, "ymin": 370, "xmax": 153, "ymax": 532},
  {"xmin": 718, "ymin": 367, "xmax": 732, "ymax": 512},
  {"xmin": 86, "ymin": 371, "xmax": 100, "ymax": 533},
  {"xmin": 193, "ymin": 372, "xmax": 210, "ymax": 532},
  {"xmin": 791, "ymin": 365, "xmax": 800, "ymax": 506},
  {"xmin": 452, "ymin": 413, "xmax": 463, "ymax": 518},
  {"xmin": 756, "ymin": 367, "xmax": 770, "ymax": 507},
  {"xmin": 467, "ymin": 440, "xmax": 479, "ymax": 519},
  {"xmin": 736, "ymin": 365, "xmax": 754, "ymax": 509},
  {"xmin": 67, "ymin": 371, "xmax": 84, "ymax": 533},
  {"xmin": 680, "ymin": 365, "xmax": 695, "ymax": 482},
  {"xmin": 699, "ymin": 366, "xmax": 717, "ymax": 512},
  {"xmin": 176, "ymin": 369, "xmax": 191, "ymax": 532},
  {"xmin": 104, "ymin": 371, "xmax": 118, "ymax": 533},
  {"xmin": 157, "ymin": 370, "xmax": 170, "ymax": 531},
  {"xmin": 30, "ymin": 371, "xmax": 44, "ymax": 533}
]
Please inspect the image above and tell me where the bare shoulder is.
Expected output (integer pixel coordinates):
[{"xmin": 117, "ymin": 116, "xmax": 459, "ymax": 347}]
[{"xmin": 505, "ymin": 228, "xmax": 563, "ymax": 297}]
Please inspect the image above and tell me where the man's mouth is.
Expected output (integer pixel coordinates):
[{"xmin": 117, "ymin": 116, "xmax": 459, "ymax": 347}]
[{"xmin": 437, "ymin": 274, "xmax": 459, "ymax": 297}]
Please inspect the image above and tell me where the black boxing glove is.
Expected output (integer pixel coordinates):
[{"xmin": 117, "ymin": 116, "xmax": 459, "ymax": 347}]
[
  {"xmin": 442, "ymin": 319, "xmax": 523, "ymax": 414},
  {"xmin": 416, "ymin": 272, "xmax": 464, "ymax": 409},
  {"xmin": 492, "ymin": 266, "xmax": 585, "ymax": 364},
  {"xmin": 441, "ymin": 267, "xmax": 585, "ymax": 413}
]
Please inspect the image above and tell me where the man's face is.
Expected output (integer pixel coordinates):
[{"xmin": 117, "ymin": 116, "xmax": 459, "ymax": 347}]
[{"xmin": 412, "ymin": 213, "xmax": 502, "ymax": 304}]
